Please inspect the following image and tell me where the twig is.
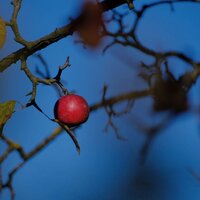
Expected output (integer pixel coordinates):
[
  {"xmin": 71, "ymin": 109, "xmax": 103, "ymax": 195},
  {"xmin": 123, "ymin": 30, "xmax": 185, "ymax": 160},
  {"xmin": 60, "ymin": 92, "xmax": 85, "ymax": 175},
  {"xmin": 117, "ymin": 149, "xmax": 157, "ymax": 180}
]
[{"xmin": 0, "ymin": 0, "xmax": 132, "ymax": 72}]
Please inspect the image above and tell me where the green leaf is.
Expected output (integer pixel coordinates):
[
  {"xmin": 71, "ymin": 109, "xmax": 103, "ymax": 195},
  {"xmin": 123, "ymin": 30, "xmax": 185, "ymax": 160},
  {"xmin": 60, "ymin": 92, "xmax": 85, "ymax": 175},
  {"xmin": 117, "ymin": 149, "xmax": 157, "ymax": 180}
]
[{"xmin": 0, "ymin": 100, "xmax": 16, "ymax": 130}]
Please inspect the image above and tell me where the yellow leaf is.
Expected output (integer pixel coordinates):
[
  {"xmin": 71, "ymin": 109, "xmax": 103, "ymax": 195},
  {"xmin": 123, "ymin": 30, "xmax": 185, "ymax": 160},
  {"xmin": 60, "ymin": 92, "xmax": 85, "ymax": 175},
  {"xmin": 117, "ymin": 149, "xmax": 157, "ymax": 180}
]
[
  {"xmin": 0, "ymin": 100, "xmax": 16, "ymax": 130},
  {"xmin": 0, "ymin": 17, "xmax": 6, "ymax": 48}
]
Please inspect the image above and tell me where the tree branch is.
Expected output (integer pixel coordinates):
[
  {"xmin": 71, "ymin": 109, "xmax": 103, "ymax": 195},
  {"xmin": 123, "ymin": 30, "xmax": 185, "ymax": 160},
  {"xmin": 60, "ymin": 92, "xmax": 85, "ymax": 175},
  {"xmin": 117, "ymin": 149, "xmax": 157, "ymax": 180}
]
[
  {"xmin": 0, "ymin": 0, "xmax": 131, "ymax": 72},
  {"xmin": 1, "ymin": 88, "xmax": 151, "ymax": 195}
]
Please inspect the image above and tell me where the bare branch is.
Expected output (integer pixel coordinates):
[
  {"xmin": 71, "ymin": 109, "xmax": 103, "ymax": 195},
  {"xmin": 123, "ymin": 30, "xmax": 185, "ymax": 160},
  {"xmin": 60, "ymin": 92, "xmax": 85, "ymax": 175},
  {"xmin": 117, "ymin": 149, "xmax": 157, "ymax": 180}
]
[
  {"xmin": 0, "ymin": 0, "xmax": 131, "ymax": 72},
  {"xmin": 10, "ymin": 0, "xmax": 29, "ymax": 46}
]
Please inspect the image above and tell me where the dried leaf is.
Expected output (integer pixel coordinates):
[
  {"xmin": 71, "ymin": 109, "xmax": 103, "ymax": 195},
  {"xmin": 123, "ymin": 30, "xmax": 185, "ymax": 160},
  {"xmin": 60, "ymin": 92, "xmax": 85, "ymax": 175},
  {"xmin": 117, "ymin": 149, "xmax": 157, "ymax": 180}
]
[
  {"xmin": 77, "ymin": 2, "xmax": 104, "ymax": 47},
  {"xmin": 0, "ymin": 100, "xmax": 16, "ymax": 130},
  {"xmin": 153, "ymin": 79, "xmax": 188, "ymax": 113},
  {"xmin": 0, "ymin": 17, "xmax": 7, "ymax": 48}
]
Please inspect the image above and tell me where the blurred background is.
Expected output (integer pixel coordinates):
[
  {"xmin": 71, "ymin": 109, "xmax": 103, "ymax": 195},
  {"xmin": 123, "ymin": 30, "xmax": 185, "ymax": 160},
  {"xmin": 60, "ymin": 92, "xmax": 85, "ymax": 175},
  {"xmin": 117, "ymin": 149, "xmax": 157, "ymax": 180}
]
[{"xmin": 1, "ymin": 0, "xmax": 200, "ymax": 199}]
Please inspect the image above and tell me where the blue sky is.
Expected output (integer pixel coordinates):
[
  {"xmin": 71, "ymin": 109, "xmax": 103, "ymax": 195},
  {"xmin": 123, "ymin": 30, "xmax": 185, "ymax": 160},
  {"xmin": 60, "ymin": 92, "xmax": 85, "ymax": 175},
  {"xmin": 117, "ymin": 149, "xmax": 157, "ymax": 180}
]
[{"xmin": 1, "ymin": 0, "xmax": 200, "ymax": 200}]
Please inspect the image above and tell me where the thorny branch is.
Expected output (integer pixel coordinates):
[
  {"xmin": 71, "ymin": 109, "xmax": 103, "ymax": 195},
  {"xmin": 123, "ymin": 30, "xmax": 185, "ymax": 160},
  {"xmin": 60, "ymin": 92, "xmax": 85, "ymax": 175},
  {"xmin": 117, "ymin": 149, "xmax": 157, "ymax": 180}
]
[{"xmin": 1, "ymin": 0, "xmax": 200, "ymax": 199}]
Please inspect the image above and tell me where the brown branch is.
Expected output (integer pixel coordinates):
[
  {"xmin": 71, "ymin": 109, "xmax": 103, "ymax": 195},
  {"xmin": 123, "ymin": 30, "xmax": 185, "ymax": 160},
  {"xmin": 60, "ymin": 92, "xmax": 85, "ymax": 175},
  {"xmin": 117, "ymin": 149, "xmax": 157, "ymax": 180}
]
[
  {"xmin": 1, "ymin": 126, "xmax": 63, "ymax": 196},
  {"xmin": 131, "ymin": 0, "xmax": 200, "ymax": 35},
  {"xmin": 25, "ymin": 126, "xmax": 63, "ymax": 159},
  {"xmin": 9, "ymin": 0, "xmax": 29, "ymax": 46},
  {"xmin": 1, "ymin": 88, "xmax": 151, "ymax": 193},
  {"xmin": 104, "ymin": 0, "xmax": 200, "ymax": 67},
  {"xmin": 99, "ymin": 0, "xmax": 133, "ymax": 11},
  {"xmin": 90, "ymin": 89, "xmax": 151, "ymax": 111},
  {"xmin": 1, "ymin": 0, "xmax": 200, "ymax": 198},
  {"xmin": 0, "ymin": 134, "xmax": 26, "ymax": 163},
  {"xmin": 0, "ymin": 0, "xmax": 131, "ymax": 73},
  {"xmin": 0, "ymin": 146, "xmax": 14, "ymax": 163},
  {"xmin": 2, "ymin": 162, "xmax": 23, "ymax": 200},
  {"xmin": 101, "ymin": 85, "xmax": 134, "ymax": 139}
]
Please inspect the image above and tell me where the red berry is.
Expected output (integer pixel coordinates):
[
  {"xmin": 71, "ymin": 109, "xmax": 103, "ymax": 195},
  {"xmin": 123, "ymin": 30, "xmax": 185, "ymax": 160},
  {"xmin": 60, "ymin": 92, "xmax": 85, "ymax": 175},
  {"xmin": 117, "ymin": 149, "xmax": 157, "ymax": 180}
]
[{"xmin": 54, "ymin": 94, "xmax": 89, "ymax": 126}]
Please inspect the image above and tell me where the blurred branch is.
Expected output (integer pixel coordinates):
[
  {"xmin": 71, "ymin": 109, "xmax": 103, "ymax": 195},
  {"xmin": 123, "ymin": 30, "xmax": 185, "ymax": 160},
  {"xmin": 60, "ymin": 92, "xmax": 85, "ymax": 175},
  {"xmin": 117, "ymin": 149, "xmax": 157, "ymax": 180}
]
[
  {"xmin": 0, "ymin": 0, "xmax": 132, "ymax": 72},
  {"xmin": 136, "ymin": 114, "xmax": 174, "ymax": 164},
  {"xmin": 188, "ymin": 168, "xmax": 200, "ymax": 182},
  {"xmin": 35, "ymin": 53, "xmax": 51, "ymax": 78},
  {"xmin": 0, "ymin": 88, "xmax": 151, "ymax": 199},
  {"xmin": 103, "ymin": 0, "xmax": 200, "ymax": 67},
  {"xmin": 1, "ymin": 0, "xmax": 200, "ymax": 199},
  {"xmin": 90, "ymin": 89, "xmax": 151, "ymax": 111},
  {"xmin": 101, "ymin": 0, "xmax": 200, "ymax": 165},
  {"xmin": 102, "ymin": 85, "xmax": 134, "ymax": 140}
]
